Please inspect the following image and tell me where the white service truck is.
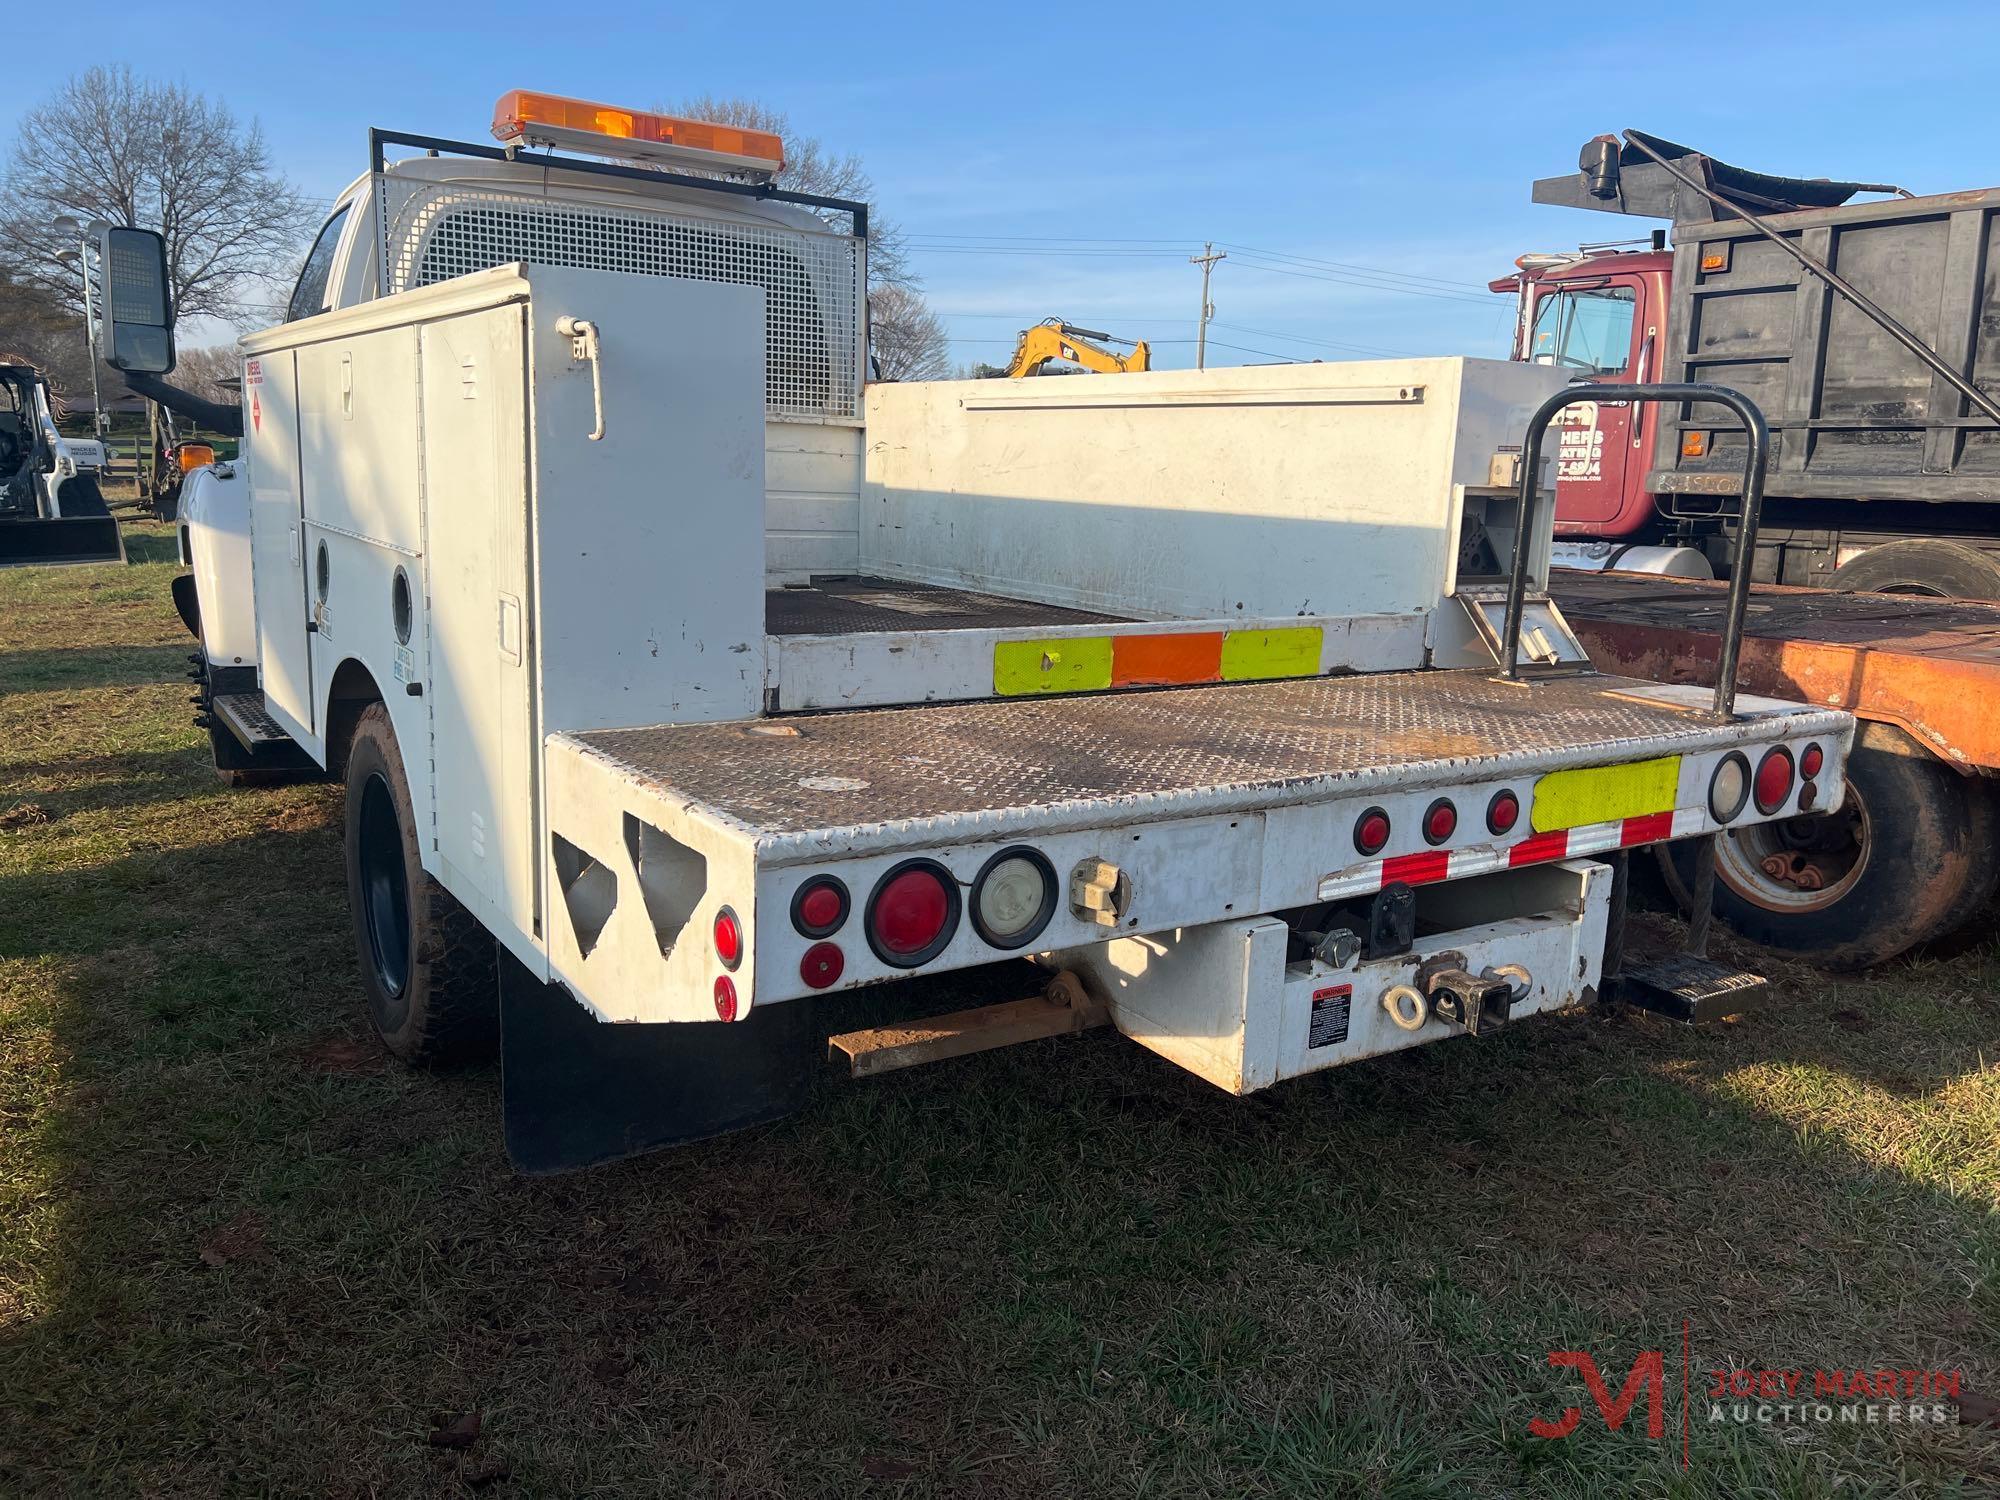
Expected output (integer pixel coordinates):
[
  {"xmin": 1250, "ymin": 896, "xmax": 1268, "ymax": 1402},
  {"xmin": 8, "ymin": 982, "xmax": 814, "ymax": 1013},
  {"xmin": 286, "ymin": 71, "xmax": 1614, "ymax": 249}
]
[{"xmin": 109, "ymin": 93, "xmax": 1855, "ymax": 1171}]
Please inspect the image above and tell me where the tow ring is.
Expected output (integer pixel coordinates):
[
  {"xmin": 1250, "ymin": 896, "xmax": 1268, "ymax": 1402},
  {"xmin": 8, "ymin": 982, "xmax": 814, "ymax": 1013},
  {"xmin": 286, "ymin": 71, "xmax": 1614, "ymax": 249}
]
[{"xmin": 1383, "ymin": 983, "xmax": 1429, "ymax": 1032}]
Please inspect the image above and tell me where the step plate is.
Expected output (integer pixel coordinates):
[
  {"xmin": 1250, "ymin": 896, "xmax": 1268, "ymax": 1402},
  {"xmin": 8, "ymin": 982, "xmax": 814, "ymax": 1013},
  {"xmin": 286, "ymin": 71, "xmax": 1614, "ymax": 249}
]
[
  {"xmin": 213, "ymin": 692, "xmax": 290, "ymax": 747},
  {"xmin": 1622, "ymin": 952, "xmax": 1769, "ymax": 1023}
]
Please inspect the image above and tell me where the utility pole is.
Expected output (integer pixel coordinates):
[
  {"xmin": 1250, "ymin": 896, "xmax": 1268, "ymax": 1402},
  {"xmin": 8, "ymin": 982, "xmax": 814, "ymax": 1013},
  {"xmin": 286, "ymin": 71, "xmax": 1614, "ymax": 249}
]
[
  {"xmin": 1190, "ymin": 242, "xmax": 1226, "ymax": 370},
  {"xmin": 51, "ymin": 216, "xmax": 109, "ymax": 442}
]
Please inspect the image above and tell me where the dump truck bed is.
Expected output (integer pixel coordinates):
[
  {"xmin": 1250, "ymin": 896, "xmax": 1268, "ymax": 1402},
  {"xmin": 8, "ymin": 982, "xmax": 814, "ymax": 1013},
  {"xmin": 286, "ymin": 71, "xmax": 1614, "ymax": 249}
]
[
  {"xmin": 1551, "ymin": 571, "xmax": 2000, "ymax": 771},
  {"xmin": 563, "ymin": 666, "xmax": 1850, "ymax": 858}
]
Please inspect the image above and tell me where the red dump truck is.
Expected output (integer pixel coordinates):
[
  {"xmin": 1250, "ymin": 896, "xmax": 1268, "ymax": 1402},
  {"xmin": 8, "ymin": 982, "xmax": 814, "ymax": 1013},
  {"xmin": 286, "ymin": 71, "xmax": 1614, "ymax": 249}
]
[{"xmin": 1500, "ymin": 132, "xmax": 2000, "ymax": 966}]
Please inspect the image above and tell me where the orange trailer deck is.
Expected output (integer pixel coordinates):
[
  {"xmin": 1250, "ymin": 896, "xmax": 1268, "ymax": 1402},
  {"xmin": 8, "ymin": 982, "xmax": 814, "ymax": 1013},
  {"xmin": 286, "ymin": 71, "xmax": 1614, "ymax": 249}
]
[{"xmin": 1551, "ymin": 572, "xmax": 2000, "ymax": 775}]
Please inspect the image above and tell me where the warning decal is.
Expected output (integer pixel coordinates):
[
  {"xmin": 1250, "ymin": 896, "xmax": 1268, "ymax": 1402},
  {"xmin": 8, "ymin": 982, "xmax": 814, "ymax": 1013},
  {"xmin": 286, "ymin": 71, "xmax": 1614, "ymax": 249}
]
[{"xmin": 1308, "ymin": 984, "xmax": 1352, "ymax": 1049}]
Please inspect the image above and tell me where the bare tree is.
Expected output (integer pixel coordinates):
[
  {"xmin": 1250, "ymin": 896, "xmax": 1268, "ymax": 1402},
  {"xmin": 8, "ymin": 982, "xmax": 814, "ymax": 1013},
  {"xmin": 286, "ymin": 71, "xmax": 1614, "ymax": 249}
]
[
  {"xmin": 870, "ymin": 286, "xmax": 950, "ymax": 381},
  {"xmin": 0, "ymin": 67, "xmax": 314, "ymax": 327},
  {"xmin": 173, "ymin": 345, "xmax": 242, "ymax": 404},
  {"xmin": 667, "ymin": 94, "xmax": 914, "ymax": 291}
]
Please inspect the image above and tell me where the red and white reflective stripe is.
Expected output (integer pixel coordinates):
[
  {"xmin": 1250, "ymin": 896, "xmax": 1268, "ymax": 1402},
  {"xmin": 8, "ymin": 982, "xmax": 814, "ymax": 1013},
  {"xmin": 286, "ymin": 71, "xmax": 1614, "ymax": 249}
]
[{"xmin": 1317, "ymin": 805, "xmax": 1706, "ymax": 900}]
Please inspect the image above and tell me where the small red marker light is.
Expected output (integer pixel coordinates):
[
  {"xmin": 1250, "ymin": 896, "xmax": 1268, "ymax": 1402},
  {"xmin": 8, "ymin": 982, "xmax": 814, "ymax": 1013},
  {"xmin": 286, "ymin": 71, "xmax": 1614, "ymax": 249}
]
[
  {"xmin": 1354, "ymin": 808, "xmax": 1391, "ymax": 856},
  {"xmin": 791, "ymin": 876, "xmax": 849, "ymax": 938},
  {"xmin": 1800, "ymin": 743, "xmax": 1824, "ymax": 779},
  {"xmin": 800, "ymin": 941, "xmax": 844, "ymax": 989},
  {"xmin": 713, "ymin": 974, "xmax": 738, "ymax": 1022},
  {"xmin": 1423, "ymin": 798, "xmax": 1457, "ymax": 846},
  {"xmin": 712, "ymin": 906, "xmax": 743, "ymax": 969},
  {"xmin": 1753, "ymin": 747, "xmax": 1795, "ymax": 814},
  {"xmin": 1487, "ymin": 789, "xmax": 1520, "ymax": 834}
]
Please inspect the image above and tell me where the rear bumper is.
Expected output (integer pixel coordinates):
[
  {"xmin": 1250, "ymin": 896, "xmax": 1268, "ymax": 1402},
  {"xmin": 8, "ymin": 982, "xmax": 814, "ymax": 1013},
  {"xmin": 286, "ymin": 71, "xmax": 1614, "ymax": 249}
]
[
  {"xmin": 535, "ymin": 669, "xmax": 1853, "ymax": 1024},
  {"xmin": 1067, "ymin": 859, "xmax": 1612, "ymax": 1092}
]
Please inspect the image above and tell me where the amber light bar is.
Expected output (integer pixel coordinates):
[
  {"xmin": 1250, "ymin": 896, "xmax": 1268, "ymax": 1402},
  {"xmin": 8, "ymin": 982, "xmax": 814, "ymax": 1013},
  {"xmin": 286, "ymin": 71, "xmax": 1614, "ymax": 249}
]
[{"xmin": 490, "ymin": 90, "xmax": 785, "ymax": 177}]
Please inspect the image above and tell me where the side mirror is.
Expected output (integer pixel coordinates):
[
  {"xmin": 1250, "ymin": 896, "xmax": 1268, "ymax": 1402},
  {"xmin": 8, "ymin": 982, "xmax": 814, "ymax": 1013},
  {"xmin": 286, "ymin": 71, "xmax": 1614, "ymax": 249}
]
[
  {"xmin": 96, "ymin": 225, "xmax": 176, "ymax": 374},
  {"xmin": 1581, "ymin": 136, "xmax": 1622, "ymax": 201}
]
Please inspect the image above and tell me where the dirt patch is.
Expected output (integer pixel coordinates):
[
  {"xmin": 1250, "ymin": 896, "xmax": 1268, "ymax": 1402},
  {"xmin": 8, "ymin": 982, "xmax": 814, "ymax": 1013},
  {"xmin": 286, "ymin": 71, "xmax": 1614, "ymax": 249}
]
[{"xmin": 296, "ymin": 1035, "xmax": 385, "ymax": 1073}]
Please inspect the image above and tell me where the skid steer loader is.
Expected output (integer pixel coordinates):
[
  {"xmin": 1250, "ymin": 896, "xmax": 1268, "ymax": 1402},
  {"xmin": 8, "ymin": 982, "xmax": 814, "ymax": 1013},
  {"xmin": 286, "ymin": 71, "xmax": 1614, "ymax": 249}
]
[{"xmin": 0, "ymin": 360, "xmax": 121, "ymax": 566}]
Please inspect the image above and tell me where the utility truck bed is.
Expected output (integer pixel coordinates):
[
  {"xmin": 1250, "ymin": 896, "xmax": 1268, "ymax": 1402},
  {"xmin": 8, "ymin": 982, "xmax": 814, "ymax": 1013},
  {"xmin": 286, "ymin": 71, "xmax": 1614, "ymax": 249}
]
[
  {"xmin": 766, "ymin": 576, "xmax": 1129, "ymax": 636},
  {"xmin": 569, "ymin": 668, "xmax": 1841, "ymax": 847}
]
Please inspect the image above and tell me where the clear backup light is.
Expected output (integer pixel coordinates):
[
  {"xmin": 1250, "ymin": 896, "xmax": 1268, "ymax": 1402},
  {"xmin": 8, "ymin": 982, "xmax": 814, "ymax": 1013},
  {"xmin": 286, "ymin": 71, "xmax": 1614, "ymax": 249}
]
[
  {"xmin": 970, "ymin": 848, "xmax": 1057, "ymax": 950},
  {"xmin": 1709, "ymin": 752, "xmax": 1751, "ymax": 823}
]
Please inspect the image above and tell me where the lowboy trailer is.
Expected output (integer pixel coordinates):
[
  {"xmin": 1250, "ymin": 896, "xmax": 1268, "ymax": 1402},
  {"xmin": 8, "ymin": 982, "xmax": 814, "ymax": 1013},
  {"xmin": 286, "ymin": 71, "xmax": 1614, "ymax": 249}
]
[{"xmin": 110, "ymin": 92, "xmax": 1855, "ymax": 1172}]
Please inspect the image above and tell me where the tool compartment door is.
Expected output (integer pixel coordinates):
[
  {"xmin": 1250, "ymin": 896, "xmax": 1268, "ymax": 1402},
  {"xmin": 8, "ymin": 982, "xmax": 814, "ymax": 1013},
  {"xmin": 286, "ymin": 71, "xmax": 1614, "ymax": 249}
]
[
  {"xmin": 244, "ymin": 352, "xmax": 315, "ymax": 741},
  {"xmin": 422, "ymin": 303, "xmax": 540, "ymax": 968}
]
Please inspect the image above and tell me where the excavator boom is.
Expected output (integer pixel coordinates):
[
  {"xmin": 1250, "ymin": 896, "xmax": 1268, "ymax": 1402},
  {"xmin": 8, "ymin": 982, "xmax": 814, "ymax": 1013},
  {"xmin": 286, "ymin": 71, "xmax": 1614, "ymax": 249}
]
[{"xmin": 1004, "ymin": 318, "xmax": 1152, "ymax": 378}]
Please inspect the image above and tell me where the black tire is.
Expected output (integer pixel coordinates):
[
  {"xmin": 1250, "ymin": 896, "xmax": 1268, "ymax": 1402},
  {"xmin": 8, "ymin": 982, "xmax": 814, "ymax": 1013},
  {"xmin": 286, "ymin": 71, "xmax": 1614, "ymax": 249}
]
[
  {"xmin": 1828, "ymin": 539, "xmax": 2000, "ymax": 600},
  {"xmin": 343, "ymin": 702, "xmax": 498, "ymax": 1064},
  {"xmin": 1660, "ymin": 722, "xmax": 2000, "ymax": 969}
]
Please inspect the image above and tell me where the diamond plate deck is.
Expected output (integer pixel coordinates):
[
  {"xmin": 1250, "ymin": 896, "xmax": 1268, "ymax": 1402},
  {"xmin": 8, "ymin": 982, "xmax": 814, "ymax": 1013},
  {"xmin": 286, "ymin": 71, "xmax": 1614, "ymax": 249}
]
[
  {"xmin": 566, "ymin": 668, "xmax": 1850, "ymax": 851},
  {"xmin": 767, "ymin": 577, "xmax": 1130, "ymax": 636}
]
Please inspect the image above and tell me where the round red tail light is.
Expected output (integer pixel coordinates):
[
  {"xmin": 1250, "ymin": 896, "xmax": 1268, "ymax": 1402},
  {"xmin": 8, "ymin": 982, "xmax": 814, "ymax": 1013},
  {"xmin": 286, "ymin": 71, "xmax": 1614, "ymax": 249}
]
[
  {"xmin": 800, "ymin": 942, "xmax": 844, "ymax": 989},
  {"xmin": 713, "ymin": 974, "xmax": 739, "ymax": 1022},
  {"xmin": 1800, "ymin": 743, "xmax": 1824, "ymax": 779},
  {"xmin": 1354, "ymin": 807, "xmax": 1391, "ymax": 856},
  {"xmin": 712, "ymin": 906, "xmax": 743, "ymax": 969},
  {"xmin": 1753, "ymin": 747, "xmax": 1795, "ymax": 815},
  {"xmin": 865, "ymin": 859, "xmax": 960, "ymax": 968},
  {"xmin": 1422, "ymin": 798, "xmax": 1457, "ymax": 846},
  {"xmin": 1486, "ymin": 789, "xmax": 1520, "ymax": 835},
  {"xmin": 790, "ymin": 876, "xmax": 849, "ymax": 938}
]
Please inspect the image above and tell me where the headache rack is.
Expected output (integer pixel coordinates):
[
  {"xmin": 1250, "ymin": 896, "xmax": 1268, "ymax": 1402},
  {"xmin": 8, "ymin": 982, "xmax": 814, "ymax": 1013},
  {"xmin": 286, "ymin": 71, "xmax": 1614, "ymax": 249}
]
[{"xmin": 368, "ymin": 128, "xmax": 869, "ymax": 423}]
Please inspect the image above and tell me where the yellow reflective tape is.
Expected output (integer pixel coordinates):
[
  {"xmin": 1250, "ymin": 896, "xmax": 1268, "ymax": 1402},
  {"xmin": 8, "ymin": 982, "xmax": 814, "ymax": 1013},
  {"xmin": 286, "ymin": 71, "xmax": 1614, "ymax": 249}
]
[
  {"xmin": 1219, "ymin": 626, "xmax": 1323, "ymax": 681},
  {"xmin": 994, "ymin": 636, "xmax": 1115, "ymax": 696},
  {"xmin": 1530, "ymin": 755, "xmax": 1681, "ymax": 832}
]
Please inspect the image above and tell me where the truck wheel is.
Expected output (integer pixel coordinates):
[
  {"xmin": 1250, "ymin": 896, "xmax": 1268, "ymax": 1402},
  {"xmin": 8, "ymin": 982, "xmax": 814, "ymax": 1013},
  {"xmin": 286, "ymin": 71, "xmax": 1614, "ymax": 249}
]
[
  {"xmin": 1829, "ymin": 539, "xmax": 2000, "ymax": 600},
  {"xmin": 1659, "ymin": 723, "xmax": 1999, "ymax": 969},
  {"xmin": 343, "ymin": 702, "xmax": 498, "ymax": 1064}
]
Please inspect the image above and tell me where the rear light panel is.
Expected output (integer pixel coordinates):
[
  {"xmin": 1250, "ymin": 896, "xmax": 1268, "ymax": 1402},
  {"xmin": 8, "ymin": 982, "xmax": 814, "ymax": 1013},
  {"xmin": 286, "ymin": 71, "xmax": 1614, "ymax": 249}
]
[{"xmin": 751, "ymin": 735, "xmax": 1842, "ymax": 1002}]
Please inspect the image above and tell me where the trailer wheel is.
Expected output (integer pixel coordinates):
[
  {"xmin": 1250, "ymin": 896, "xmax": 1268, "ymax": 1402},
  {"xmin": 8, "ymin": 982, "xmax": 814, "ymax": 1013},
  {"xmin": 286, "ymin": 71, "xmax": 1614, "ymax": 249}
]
[
  {"xmin": 1829, "ymin": 539, "xmax": 2000, "ymax": 600},
  {"xmin": 1660, "ymin": 723, "xmax": 1999, "ymax": 969},
  {"xmin": 343, "ymin": 702, "xmax": 498, "ymax": 1064}
]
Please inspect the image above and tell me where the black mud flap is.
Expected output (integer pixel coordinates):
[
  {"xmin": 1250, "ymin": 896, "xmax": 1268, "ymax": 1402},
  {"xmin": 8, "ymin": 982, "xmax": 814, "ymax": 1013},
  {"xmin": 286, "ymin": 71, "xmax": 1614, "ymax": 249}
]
[
  {"xmin": 171, "ymin": 572, "xmax": 201, "ymax": 637},
  {"xmin": 0, "ymin": 515, "xmax": 124, "ymax": 567},
  {"xmin": 498, "ymin": 947, "xmax": 819, "ymax": 1174}
]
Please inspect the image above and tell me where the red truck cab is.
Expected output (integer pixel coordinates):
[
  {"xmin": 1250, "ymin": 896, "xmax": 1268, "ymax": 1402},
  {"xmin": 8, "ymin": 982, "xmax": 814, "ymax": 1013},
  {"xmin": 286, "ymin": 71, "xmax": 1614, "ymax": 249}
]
[{"xmin": 1490, "ymin": 249, "xmax": 1671, "ymax": 538}]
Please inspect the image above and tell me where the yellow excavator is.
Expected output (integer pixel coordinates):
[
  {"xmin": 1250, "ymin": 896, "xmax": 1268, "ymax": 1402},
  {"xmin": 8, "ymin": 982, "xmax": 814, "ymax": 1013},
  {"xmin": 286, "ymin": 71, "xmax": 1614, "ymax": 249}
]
[{"xmin": 1003, "ymin": 318, "xmax": 1151, "ymax": 378}]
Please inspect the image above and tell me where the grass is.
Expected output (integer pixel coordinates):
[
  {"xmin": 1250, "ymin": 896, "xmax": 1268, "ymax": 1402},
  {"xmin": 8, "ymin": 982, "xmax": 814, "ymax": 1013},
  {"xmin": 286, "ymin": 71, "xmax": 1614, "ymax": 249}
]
[{"xmin": 1, "ymin": 523, "xmax": 1997, "ymax": 1496}]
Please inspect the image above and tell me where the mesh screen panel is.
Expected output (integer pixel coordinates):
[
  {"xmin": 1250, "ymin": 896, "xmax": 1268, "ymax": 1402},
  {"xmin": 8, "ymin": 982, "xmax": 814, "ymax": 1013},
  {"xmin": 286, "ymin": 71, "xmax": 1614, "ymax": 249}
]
[{"xmin": 377, "ymin": 177, "xmax": 863, "ymax": 422}]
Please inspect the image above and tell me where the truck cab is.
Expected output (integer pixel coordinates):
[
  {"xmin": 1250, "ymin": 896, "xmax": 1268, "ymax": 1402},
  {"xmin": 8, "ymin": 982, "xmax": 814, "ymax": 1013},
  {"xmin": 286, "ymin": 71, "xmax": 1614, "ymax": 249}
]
[{"xmin": 1491, "ymin": 248, "xmax": 1670, "ymax": 541}]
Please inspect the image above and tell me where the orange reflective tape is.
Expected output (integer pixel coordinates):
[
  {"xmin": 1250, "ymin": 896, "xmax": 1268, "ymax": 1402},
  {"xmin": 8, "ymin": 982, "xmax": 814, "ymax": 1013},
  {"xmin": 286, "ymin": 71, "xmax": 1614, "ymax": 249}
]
[{"xmin": 1112, "ymin": 632, "xmax": 1224, "ymax": 687}]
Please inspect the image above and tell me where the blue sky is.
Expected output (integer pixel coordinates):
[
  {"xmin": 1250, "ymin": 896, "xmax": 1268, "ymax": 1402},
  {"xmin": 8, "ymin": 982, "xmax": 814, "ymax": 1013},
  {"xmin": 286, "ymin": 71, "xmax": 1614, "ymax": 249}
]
[{"xmin": 12, "ymin": 1, "xmax": 1999, "ymax": 368}]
